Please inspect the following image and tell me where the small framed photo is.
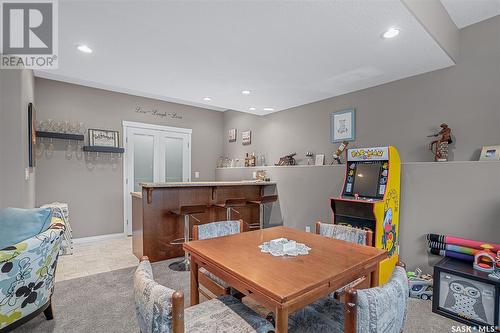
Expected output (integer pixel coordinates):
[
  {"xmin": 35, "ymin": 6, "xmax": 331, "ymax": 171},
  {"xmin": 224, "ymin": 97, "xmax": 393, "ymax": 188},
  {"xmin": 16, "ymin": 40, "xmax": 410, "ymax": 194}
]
[
  {"xmin": 331, "ymin": 108, "xmax": 356, "ymax": 143},
  {"xmin": 88, "ymin": 129, "xmax": 120, "ymax": 147},
  {"xmin": 228, "ymin": 128, "xmax": 237, "ymax": 142},
  {"xmin": 315, "ymin": 154, "xmax": 325, "ymax": 165},
  {"xmin": 242, "ymin": 130, "xmax": 251, "ymax": 145},
  {"xmin": 479, "ymin": 145, "xmax": 500, "ymax": 161}
]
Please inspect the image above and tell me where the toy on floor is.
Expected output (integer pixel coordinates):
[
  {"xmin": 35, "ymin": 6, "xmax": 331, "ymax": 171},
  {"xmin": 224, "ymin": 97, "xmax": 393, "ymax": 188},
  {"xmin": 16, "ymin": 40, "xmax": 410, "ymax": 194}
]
[
  {"xmin": 473, "ymin": 245, "xmax": 497, "ymax": 272},
  {"xmin": 408, "ymin": 268, "xmax": 433, "ymax": 300}
]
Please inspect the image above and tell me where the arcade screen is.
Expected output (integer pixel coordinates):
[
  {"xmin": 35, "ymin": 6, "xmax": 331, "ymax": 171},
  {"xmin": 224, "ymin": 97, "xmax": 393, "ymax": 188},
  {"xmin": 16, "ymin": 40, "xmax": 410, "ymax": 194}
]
[{"xmin": 352, "ymin": 163, "xmax": 381, "ymax": 198}]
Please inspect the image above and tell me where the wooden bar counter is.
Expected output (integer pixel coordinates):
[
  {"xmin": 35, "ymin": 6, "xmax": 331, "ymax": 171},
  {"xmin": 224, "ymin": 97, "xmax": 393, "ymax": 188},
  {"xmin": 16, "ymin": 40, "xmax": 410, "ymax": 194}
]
[{"xmin": 131, "ymin": 180, "xmax": 277, "ymax": 262}]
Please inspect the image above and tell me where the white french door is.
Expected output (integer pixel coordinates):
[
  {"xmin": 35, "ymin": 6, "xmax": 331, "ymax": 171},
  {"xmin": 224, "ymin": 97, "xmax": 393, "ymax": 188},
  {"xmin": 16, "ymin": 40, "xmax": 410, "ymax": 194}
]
[{"xmin": 123, "ymin": 121, "xmax": 191, "ymax": 235}]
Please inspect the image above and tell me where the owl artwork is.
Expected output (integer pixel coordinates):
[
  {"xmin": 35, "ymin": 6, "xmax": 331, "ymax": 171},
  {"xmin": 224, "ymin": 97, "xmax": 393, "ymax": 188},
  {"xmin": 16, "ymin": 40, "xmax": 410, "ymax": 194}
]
[{"xmin": 443, "ymin": 280, "xmax": 488, "ymax": 323}]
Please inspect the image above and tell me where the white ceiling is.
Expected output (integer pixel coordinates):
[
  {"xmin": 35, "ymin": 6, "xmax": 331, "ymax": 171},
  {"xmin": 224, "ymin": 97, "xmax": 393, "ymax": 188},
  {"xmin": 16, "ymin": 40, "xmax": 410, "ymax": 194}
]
[
  {"xmin": 440, "ymin": 0, "xmax": 500, "ymax": 29},
  {"xmin": 36, "ymin": 0, "xmax": 455, "ymax": 115}
]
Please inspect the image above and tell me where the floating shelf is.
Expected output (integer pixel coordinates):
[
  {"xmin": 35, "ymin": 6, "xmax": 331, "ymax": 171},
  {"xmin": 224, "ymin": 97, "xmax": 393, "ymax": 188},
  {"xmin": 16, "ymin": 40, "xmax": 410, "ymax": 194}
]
[
  {"xmin": 82, "ymin": 146, "xmax": 125, "ymax": 153},
  {"xmin": 36, "ymin": 131, "xmax": 84, "ymax": 141}
]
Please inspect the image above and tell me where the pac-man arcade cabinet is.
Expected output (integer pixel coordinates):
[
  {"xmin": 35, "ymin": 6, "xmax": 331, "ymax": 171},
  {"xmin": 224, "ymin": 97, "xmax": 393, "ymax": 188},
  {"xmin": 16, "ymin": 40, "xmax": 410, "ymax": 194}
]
[{"xmin": 331, "ymin": 146, "xmax": 401, "ymax": 284}]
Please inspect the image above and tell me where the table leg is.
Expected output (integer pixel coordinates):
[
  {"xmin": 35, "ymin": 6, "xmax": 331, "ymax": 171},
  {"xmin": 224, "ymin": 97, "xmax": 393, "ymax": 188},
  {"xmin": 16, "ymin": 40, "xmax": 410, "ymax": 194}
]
[
  {"xmin": 275, "ymin": 307, "xmax": 288, "ymax": 333},
  {"xmin": 370, "ymin": 264, "xmax": 380, "ymax": 287},
  {"xmin": 190, "ymin": 257, "xmax": 199, "ymax": 306}
]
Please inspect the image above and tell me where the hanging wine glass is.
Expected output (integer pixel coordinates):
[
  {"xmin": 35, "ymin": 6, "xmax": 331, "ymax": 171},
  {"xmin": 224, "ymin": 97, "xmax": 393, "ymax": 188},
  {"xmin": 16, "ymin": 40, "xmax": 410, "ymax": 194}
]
[
  {"xmin": 75, "ymin": 142, "xmax": 83, "ymax": 160},
  {"xmin": 45, "ymin": 138, "xmax": 54, "ymax": 158},
  {"xmin": 110, "ymin": 153, "xmax": 117, "ymax": 170},
  {"xmin": 65, "ymin": 141, "xmax": 73, "ymax": 159},
  {"xmin": 36, "ymin": 137, "xmax": 44, "ymax": 157}
]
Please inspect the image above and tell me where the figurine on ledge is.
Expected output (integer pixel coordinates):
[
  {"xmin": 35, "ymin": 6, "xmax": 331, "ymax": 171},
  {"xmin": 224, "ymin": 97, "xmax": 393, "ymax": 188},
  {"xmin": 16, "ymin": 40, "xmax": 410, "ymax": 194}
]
[
  {"xmin": 332, "ymin": 141, "xmax": 349, "ymax": 164},
  {"xmin": 275, "ymin": 153, "xmax": 297, "ymax": 166},
  {"xmin": 428, "ymin": 123, "xmax": 452, "ymax": 162}
]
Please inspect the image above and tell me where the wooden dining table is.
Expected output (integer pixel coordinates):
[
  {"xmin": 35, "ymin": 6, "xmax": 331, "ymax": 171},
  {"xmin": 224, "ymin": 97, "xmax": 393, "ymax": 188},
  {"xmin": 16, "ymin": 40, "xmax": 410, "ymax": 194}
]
[{"xmin": 184, "ymin": 226, "xmax": 387, "ymax": 333}]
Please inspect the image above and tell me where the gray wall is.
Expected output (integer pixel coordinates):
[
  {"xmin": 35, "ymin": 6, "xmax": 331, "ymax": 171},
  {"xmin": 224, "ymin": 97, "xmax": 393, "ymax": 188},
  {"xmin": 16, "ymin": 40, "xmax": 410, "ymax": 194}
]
[
  {"xmin": 34, "ymin": 78, "xmax": 224, "ymax": 238},
  {"xmin": 0, "ymin": 69, "xmax": 36, "ymax": 209},
  {"xmin": 216, "ymin": 162, "xmax": 500, "ymax": 273},
  {"xmin": 223, "ymin": 16, "xmax": 500, "ymax": 164}
]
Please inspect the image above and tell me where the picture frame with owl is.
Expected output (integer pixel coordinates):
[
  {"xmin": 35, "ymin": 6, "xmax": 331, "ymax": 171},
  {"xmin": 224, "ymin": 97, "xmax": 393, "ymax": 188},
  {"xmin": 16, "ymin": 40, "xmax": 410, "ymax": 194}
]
[{"xmin": 432, "ymin": 257, "xmax": 499, "ymax": 329}]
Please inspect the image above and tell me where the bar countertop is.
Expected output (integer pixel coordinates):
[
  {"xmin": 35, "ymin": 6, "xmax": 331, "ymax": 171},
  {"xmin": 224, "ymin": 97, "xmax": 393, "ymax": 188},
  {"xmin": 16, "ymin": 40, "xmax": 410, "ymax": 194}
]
[{"xmin": 139, "ymin": 180, "xmax": 276, "ymax": 188}]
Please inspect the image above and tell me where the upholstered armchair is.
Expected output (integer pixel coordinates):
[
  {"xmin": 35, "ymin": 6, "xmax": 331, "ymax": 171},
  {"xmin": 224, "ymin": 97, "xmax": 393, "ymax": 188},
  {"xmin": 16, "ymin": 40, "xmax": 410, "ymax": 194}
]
[
  {"xmin": 288, "ymin": 262, "xmax": 409, "ymax": 333},
  {"xmin": 0, "ymin": 218, "xmax": 65, "ymax": 332},
  {"xmin": 133, "ymin": 256, "xmax": 274, "ymax": 333},
  {"xmin": 191, "ymin": 220, "xmax": 245, "ymax": 299}
]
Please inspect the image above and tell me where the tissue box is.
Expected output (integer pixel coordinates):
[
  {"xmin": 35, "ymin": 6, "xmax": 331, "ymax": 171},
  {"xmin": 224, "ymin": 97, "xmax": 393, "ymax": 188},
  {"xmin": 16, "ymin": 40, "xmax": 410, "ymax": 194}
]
[{"xmin": 269, "ymin": 238, "xmax": 297, "ymax": 252}]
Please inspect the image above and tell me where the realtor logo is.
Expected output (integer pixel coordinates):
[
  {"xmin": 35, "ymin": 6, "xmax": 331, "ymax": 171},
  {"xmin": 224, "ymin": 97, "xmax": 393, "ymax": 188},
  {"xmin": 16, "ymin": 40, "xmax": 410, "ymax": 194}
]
[{"xmin": 1, "ymin": 0, "xmax": 58, "ymax": 69}]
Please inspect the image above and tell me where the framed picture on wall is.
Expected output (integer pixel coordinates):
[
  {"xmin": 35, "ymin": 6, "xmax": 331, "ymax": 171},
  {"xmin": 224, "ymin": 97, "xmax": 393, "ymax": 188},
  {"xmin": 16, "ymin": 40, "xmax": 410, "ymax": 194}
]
[
  {"xmin": 28, "ymin": 103, "xmax": 36, "ymax": 167},
  {"xmin": 88, "ymin": 129, "xmax": 120, "ymax": 147},
  {"xmin": 331, "ymin": 108, "xmax": 356, "ymax": 143},
  {"xmin": 242, "ymin": 130, "xmax": 251, "ymax": 145},
  {"xmin": 228, "ymin": 128, "xmax": 237, "ymax": 142}
]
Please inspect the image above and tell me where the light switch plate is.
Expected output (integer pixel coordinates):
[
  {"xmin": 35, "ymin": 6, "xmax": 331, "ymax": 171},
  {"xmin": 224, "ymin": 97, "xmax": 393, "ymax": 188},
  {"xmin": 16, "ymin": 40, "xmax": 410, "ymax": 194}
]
[
  {"xmin": 25, "ymin": 168, "xmax": 30, "ymax": 180},
  {"xmin": 194, "ymin": 171, "xmax": 200, "ymax": 179}
]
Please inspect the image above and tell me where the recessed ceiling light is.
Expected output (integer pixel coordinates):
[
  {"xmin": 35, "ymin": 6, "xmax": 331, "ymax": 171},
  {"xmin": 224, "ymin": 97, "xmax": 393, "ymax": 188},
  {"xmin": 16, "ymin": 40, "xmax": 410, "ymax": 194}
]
[
  {"xmin": 77, "ymin": 44, "xmax": 93, "ymax": 53},
  {"xmin": 382, "ymin": 28, "xmax": 400, "ymax": 39},
  {"xmin": 248, "ymin": 107, "xmax": 256, "ymax": 111},
  {"xmin": 203, "ymin": 97, "xmax": 212, "ymax": 101},
  {"xmin": 263, "ymin": 107, "xmax": 274, "ymax": 112},
  {"xmin": 241, "ymin": 90, "xmax": 251, "ymax": 95}
]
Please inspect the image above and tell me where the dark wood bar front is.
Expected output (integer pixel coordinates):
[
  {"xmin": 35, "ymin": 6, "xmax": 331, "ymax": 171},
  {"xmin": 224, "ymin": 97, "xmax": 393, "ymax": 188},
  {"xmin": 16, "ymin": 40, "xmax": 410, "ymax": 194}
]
[{"xmin": 131, "ymin": 181, "xmax": 277, "ymax": 262}]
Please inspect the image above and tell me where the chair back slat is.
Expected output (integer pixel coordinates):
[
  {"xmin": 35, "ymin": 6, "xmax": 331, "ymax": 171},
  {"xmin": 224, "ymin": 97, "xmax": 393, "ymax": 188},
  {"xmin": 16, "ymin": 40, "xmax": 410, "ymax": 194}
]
[
  {"xmin": 193, "ymin": 220, "xmax": 242, "ymax": 240},
  {"xmin": 316, "ymin": 222, "xmax": 370, "ymax": 246}
]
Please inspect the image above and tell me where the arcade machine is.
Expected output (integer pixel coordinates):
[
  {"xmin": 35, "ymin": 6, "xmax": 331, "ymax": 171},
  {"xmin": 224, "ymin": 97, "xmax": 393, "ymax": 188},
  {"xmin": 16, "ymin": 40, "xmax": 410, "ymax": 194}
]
[{"xmin": 331, "ymin": 146, "xmax": 401, "ymax": 285}]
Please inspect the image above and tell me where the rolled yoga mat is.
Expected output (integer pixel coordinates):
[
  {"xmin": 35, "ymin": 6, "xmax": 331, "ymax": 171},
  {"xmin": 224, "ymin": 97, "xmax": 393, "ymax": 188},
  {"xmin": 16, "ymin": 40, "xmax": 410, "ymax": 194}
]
[
  {"xmin": 427, "ymin": 241, "xmax": 479, "ymax": 256},
  {"xmin": 427, "ymin": 234, "xmax": 500, "ymax": 252},
  {"xmin": 428, "ymin": 248, "xmax": 474, "ymax": 262}
]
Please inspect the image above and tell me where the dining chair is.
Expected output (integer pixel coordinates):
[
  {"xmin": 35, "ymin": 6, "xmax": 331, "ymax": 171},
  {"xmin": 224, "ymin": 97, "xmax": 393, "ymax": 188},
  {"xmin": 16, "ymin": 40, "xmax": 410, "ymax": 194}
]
[
  {"xmin": 315, "ymin": 221, "xmax": 373, "ymax": 246},
  {"xmin": 288, "ymin": 262, "xmax": 409, "ymax": 333},
  {"xmin": 192, "ymin": 219, "xmax": 245, "ymax": 299},
  {"xmin": 133, "ymin": 256, "xmax": 274, "ymax": 333},
  {"xmin": 316, "ymin": 221, "xmax": 374, "ymax": 295}
]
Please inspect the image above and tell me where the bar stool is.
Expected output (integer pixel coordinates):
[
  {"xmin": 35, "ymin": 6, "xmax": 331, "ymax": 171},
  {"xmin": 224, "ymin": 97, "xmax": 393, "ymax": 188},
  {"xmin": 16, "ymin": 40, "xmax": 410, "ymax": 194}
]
[
  {"xmin": 213, "ymin": 198, "xmax": 247, "ymax": 220},
  {"xmin": 168, "ymin": 204, "xmax": 207, "ymax": 271},
  {"xmin": 247, "ymin": 195, "xmax": 278, "ymax": 230}
]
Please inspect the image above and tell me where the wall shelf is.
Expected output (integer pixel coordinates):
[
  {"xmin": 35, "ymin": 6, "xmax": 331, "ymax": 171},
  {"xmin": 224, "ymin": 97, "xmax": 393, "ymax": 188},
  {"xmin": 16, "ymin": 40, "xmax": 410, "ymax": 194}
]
[
  {"xmin": 82, "ymin": 146, "xmax": 125, "ymax": 153},
  {"xmin": 36, "ymin": 131, "xmax": 84, "ymax": 141}
]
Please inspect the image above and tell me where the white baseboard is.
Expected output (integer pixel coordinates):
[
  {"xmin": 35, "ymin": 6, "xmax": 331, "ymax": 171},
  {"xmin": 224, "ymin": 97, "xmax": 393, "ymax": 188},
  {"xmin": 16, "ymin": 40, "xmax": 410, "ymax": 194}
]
[{"xmin": 73, "ymin": 233, "xmax": 126, "ymax": 244}]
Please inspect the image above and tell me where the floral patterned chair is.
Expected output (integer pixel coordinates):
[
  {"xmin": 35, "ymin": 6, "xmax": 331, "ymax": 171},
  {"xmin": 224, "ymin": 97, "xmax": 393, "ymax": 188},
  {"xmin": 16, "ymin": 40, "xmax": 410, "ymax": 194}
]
[
  {"xmin": 191, "ymin": 220, "xmax": 245, "ymax": 299},
  {"xmin": 316, "ymin": 221, "xmax": 374, "ymax": 295},
  {"xmin": 288, "ymin": 262, "xmax": 409, "ymax": 333},
  {"xmin": 0, "ymin": 217, "xmax": 65, "ymax": 332},
  {"xmin": 134, "ymin": 256, "xmax": 274, "ymax": 333},
  {"xmin": 315, "ymin": 222, "xmax": 373, "ymax": 246}
]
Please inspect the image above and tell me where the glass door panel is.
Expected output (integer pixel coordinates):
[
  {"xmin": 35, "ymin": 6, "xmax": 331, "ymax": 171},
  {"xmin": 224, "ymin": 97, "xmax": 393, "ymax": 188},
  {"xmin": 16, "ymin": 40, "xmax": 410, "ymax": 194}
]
[
  {"xmin": 164, "ymin": 137, "xmax": 184, "ymax": 182},
  {"xmin": 133, "ymin": 134, "xmax": 155, "ymax": 191}
]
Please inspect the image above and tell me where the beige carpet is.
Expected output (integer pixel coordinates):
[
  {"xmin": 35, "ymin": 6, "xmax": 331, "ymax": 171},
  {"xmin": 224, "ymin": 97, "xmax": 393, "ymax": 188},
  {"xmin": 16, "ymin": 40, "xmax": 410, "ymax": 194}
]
[
  {"xmin": 405, "ymin": 298, "xmax": 462, "ymax": 333},
  {"xmin": 14, "ymin": 258, "xmax": 461, "ymax": 333}
]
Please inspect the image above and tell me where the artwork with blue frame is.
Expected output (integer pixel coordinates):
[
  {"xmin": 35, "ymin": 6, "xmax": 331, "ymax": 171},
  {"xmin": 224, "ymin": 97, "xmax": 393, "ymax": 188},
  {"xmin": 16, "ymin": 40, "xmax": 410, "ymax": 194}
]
[{"xmin": 331, "ymin": 108, "xmax": 356, "ymax": 143}]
